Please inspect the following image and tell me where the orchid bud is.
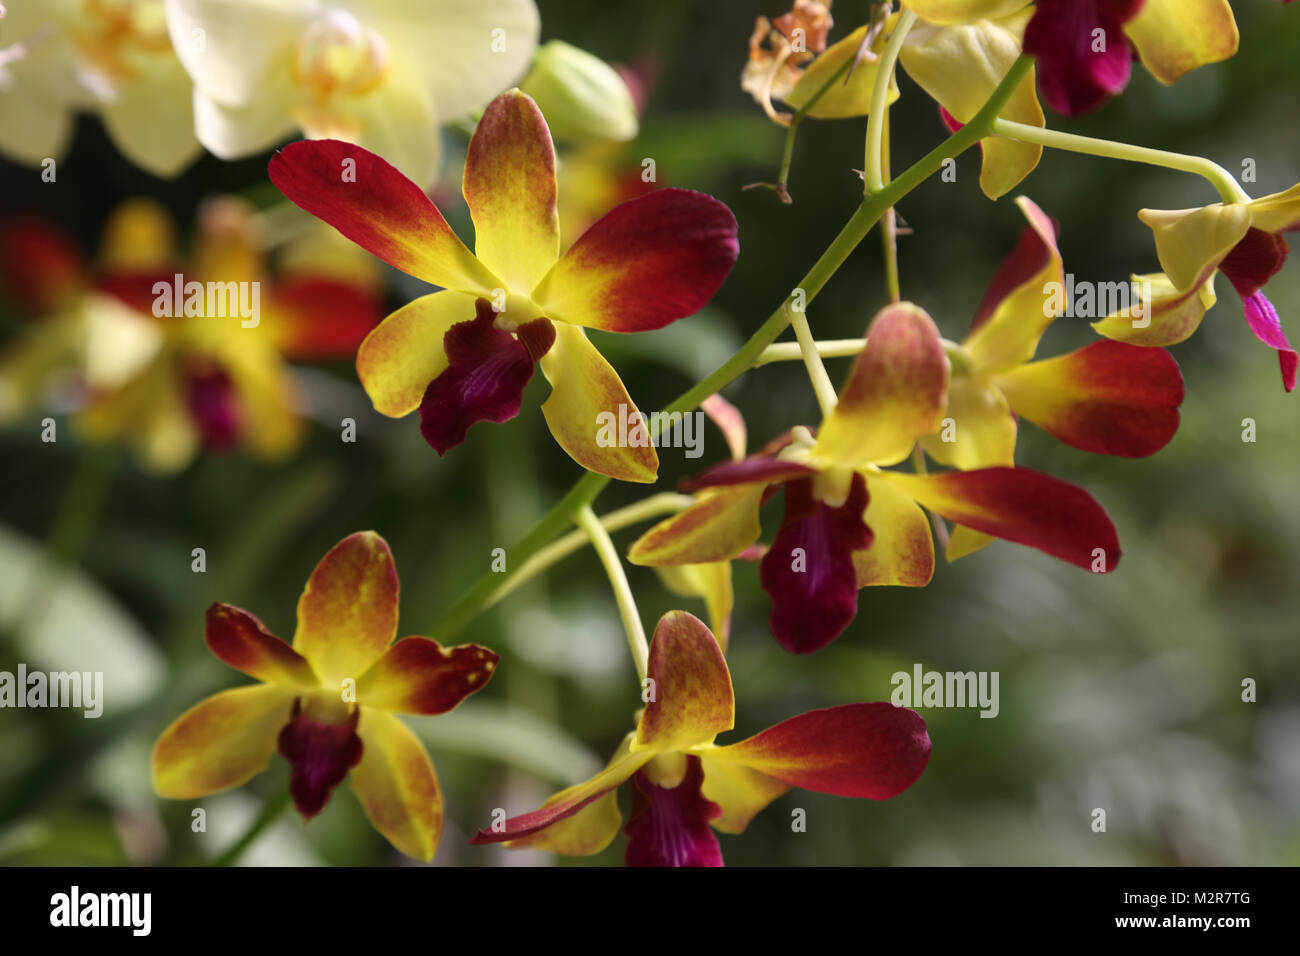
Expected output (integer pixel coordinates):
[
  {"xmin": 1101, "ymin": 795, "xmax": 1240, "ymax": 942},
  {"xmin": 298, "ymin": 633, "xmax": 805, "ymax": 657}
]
[{"xmin": 519, "ymin": 40, "xmax": 638, "ymax": 143}]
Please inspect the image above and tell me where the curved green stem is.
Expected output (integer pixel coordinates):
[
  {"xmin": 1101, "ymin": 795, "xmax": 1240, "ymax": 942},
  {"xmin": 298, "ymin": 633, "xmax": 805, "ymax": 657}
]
[
  {"xmin": 426, "ymin": 55, "xmax": 1036, "ymax": 645},
  {"xmin": 788, "ymin": 306, "xmax": 839, "ymax": 416},
  {"xmin": 484, "ymin": 493, "xmax": 692, "ymax": 610},
  {"xmin": 573, "ymin": 504, "xmax": 648, "ymax": 679},
  {"xmin": 865, "ymin": 7, "xmax": 916, "ymax": 194},
  {"xmin": 989, "ymin": 118, "xmax": 1250, "ymax": 203}
]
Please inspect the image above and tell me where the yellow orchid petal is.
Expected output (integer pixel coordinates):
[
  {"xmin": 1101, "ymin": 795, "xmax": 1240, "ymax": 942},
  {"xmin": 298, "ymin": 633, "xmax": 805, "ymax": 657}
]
[
  {"xmin": 697, "ymin": 752, "xmax": 790, "ymax": 834},
  {"xmin": 852, "ymin": 476, "xmax": 935, "ymax": 587},
  {"xmin": 1091, "ymin": 272, "xmax": 1217, "ymax": 347},
  {"xmin": 98, "ymin": 199, "xmax": 177, "ymax": 272},
  {"xmin": 218, "ymin": 340, "xmax": 305, "ymax": 462},
  {"xmin": 635, "ymin": 611, "xmax": 735, "ymax": 753},
  {"xmin": 962, "ymin": 196, "xmax": 1063, "ymax": 372},
  {"xmin": 356, "ymin": 290, "xmax": 480, "ymax": 417},
  {"xmin": 899, "ymin": 13, "xmax": 1043, "ymax": 200},
  {"xmin": 77, "ymin": 354, "xmax": 198, "ymax": 473},
  {"xmin": 784, "ymin": 24, "xmax": 900, "ymax": 119},
  {"xmin": 920, "ymin": 374, "xmax": 1017, "ymax": 469},
  {"xmin": 151, "ymin": 684, "xmax": 295, "ymax": 799},
  {"xmin": 349, "ymin": 709, "xmax": 443, "ymax": 862},
  {"xmin": 1123, "ymin": 0, "xmax": 1238, "ymax": 86},
  {"xmin": 655, "ymin": 561, "xmax": 735, "ymax": 652},
  {"xmin": 945, "ymin": 524, "xmax": 994, "ymax": 560},
  {"xmin": 1138, "ymin": 202, "xmax": 1252, "ymax": 293},
  {"xmin": 463, "ymin": 90, "xmax": 560, "ymax": 293},
  {"xmin": 815, "ymin": 301, "xmax": 948, "ymax": 468},
  {"xmin": 1243, "ymin": 184, "xmax": 1300, "ymax": 236},
  {"xmin": 293, "ymin": 531, "xmax": 399, "ymax": 684},
  {"xmin": 902, "ymin": 0, "xmax": 1032, "ymax": 25},
  {"xmin": 628, "ymin": 484, "xmax": 766, "ymax": 567},
  {"xmin": 539, "ymin": 322, "xmax": 658, "ymax": 483}
]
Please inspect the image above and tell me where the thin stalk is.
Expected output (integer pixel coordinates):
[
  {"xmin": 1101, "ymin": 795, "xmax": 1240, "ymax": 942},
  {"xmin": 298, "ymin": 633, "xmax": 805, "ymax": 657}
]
[
  {"xmin": 864, "ymin": 7, "xmax": 917, "ymax": 194},
  {"xmin": 788, "ymin": 306, "xmax": 839, "ymax": 416},
  {"xmin": 573, "ymin": 504, "xmax": 649, "ymax": 679}
]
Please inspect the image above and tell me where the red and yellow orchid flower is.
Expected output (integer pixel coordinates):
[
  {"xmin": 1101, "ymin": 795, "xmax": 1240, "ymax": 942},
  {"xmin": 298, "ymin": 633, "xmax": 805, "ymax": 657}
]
[
  {"xmin": 268, "ymin": 89, "xmax": 739, "ymax": 483},
  {"xmin": 629, "ymin": 301, "xmax": 1121, "ymax": 654},
  {"xmin": 1093, "ymin": 184, "xmax": 1300, "ymax": 392},
  {"xmin": 0, "ymin": 198, "xmax": 383, "ymax": 471},
  {"xmin": 922, "ymin": 196, "xmax": 1183, "ymax": 471},
  {"xmin": 152, "ymin": 531, "xmax": 498, "ymax": 862},
  {"xmin": 470, "ymin": 610, "xmax": 930, "ymax": 867}
]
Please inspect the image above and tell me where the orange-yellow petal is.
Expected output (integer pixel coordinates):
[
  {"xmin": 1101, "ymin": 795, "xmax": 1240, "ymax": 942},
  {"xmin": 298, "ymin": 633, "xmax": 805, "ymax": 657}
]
[
  {"xmin": 853, "ymin": 476, "xmax": 935, "ymax": 587},
  {"xmin": 628, "ymin": 484, "xmax": 766, "ymax": 566},
  {"xmin": 784, "ymin": 24, "xmax": 900, "ymax": 119},
  {"xmin": 1124, "ymin": 0, "xmax": 1238, "ymax": 85},
  {"xmin": 1091, "ymin": 272, "xmax": 1217, "ymax": 347},
  {"xmin": 655, "ymin": 561, "xmax": 735, "ymax": 651},
  {"xmin": 635, "ymin": 611, "xmax": 735, "ymax": 753},
  {"xmin": 151, "ymin": 685, "xmax": 295, "ymax": 799},
  {"xmin": 698, "ymin": 754, "xmax": 791, "ymax": 834},
  {"xmin": 463, "ymin": 90, "xmax": 559, "ymax": 293},
  {"xmin": 815, "ymin": 301, "xmax": 948, "ymax": 468},
  {"xmin": 538, "ymin": 322, "xmax": 658, "ymax": 482},
  {"xmin": 293, "ymin": 532, "xmax": 400, "ymax": 684},
  {"xmin": 348, "ymin": 709, "xmax": 443, "ymax": 862},
  {"xmin": 356, "ymin": 638, "xmax": 497, "ymax": 715},
  {"xmin": 920, "ymin": 374, "xmax": 1017, "ymax": 469},
  {"xmin": 204, "ymin": 603, "xmax": 317, "ymax": 688},
  {"xmin": 1138, "ymin": 201, "xmax": 1251, "ymax": 294},
  {"xmin": 356, "ymin": 290, "xmax": 480, "ymax": 417}
]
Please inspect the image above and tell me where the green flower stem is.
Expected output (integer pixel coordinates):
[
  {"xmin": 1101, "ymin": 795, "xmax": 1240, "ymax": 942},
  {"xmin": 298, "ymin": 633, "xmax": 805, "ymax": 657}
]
[
  {"xmin": 427, "ymin": 54, "xmax": 1036, "ymax": 645},
  {"xmin": 989, "ymin": 118, "xmax": 1251, "ymax": 203},
  {"xmin": 788, "ymin": 306, "xmax": 840, "ymax": 416},
  {"xmin": 573, "ymin": 504, "xmax": 649, "ymax": 680},
  {"xmin": 758, "ymin": 336, "xmax": 976, "ymax": 365},
  {"xmin": 212, "ymin": 789, "xmax": 290, "ymax": 866},
  {"xmin": 864, "ymin": 7, "xmax": 917, "ymax": 194},
  {"xmin": 483, "ymin": 493, "xmax": 693, "ymax": 610}
]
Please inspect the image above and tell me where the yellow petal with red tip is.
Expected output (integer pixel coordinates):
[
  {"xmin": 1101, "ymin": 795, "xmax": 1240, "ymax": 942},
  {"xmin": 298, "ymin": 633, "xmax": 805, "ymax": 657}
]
[
  {"xmin": 464, "ymin": 91, "xmax": 559, "ymax": 293},
  {"xmin": 357, "ymin": 290, "xmax": 480, "ymax": 417},
  {"xmin": 784, "ymin": 25, "xmax": 900, "ymax": 119},
  {"xmin": 356, "ymin": 638, "xmax": 498, "ymax": 715},
  {"xmin": 1244, "ymin": 184, "xmax": 1300, "ymax": 235},
  {"xmin": 920, "ymin": 374, "xmax": 1017, "ymax": 469},
  {"xmin": 656, "ymin": 562, "xmax": 735, "ymax": 651},
  {"xmin": 698, "ymin": 753, "xmax": 790, "ymax": 834},
  {"xmin": 504, "ymin": 733, "xmax": 635, "ymax": 855},
  {"xmin": 902, "ymin": 0, "xmax": 1032, "ymax": 25},
  {"xmin": 635, "ymin": 611, "xmax": 735, "ymax": 753},
  {"xmin": 946, "ymin": 524, "xmax": 994, "ymax": 560},
  {"xmin": 853, "ymin": 476, "xmax": 935, "ymax": 587},
  {"xmin": 899, "ymin": 14, "xmax": 1043, "ymax": 200},
  {"xmin": 816, "ymin": 301, "xmax": 948, "ymax": 468},
  {"xmin": 629, "ymin": 484, "xmax": 766, "ymax": 566},
  {"xmin": 77, "ymin": 355, "xmax": 198, "ymax": 473},
  {"xmin": 962, "ymin": 196, "xmax": 1063, "ymax": 372},
  {"xmin": 348, "ymin": 710, "xmax": 443, "ymax": 862},
  {"xmin": 539, "ymin": 322, "xmax": 658, "ymax": 482},
  {"xmin": 220, "ymin": 340, "xmax": 305, "ymax": 462},
  {"xmin": 1092, "ymin": 272, "xmax": 1217, "ymax": 347},
  {"xmin": 204, "ymin": 603, "xmax": 317, "ymax": 688},
  {"xmin": 1139, "ymin": 202, "xmax": 1251, "ymax": 293},
  {"xmin": 293, "ymin": 532, "xmax": 400, "ymax": 684},
  {"xmin": 1124, "ymin": 0, "xmax": 1238, "ymax": 86},
  {"xmin": 151, "ymin": 685, "xmax": 295, "ymax": 799}
]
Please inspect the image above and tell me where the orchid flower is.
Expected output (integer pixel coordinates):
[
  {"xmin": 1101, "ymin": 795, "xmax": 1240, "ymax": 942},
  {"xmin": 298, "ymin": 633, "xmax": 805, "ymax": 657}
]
[
  {"xmin": 153, "ymin": 531, "xmax": 498, "ymax": 862},
  {"xmin": 0, "ymin": 0, "xmax": 200, "ymax": 176},
  {"xmin": 1093, "ymin": 184, "xmax": 1300, "ymax": 392},
  {"xmin": 923, "ymin": 196, "xmax": 1183, "ymax": 471},
  {"xmin": 269, "ymin": 89, "xmax": 739, "ymax": 482},
  {"xmin": 629, "ymin": 301, "xmax": 1121, "ymax": 654},
  {"xmin": 470, "ymin": 611, "xmax": 930, "ymax": 866},
  {"xmin": 164, "ymin": 0, "xmax": 539, "ymax": 185}
]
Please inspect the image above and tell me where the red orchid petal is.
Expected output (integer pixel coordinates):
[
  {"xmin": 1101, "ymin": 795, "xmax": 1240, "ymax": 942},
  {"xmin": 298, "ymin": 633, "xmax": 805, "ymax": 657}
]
[
  {"xmin": 1218, "ymin": 227, "xmax": 1289, "ymax": 298},
  {"xmin": 181, "ymin": 359, "xmax": 242, "ymax": 451},
  {"xmin": 624, "ymin": 756, "xmax": 724, "ymax": 868},
  {"xmin": 356, "ymin": 637, "xmax": 498, "ymax": 715},
  {"xmin": 880, "ymin": 467, "xmax": 1121, "ymax": 572},
  {"xmin": 0, "ymin": 217, "xmax": 85, "ymax": 313},
  {"xmin": 1023, "ymin": 0, "xmax": 1143, "ymax": 116},
  {"xmin": 1239, "ymin": 291, "xmax": 1299, "ymax": 393},
  {"xmin": 759, "ymin": 475, "xmax": 873, "ymax": 655},
  {"xmin": 418, "ymin": 299, "xmax": 555, "ymax": 454},
  {"xmin": 205, "ymin": 603, "xmax": 316, "ymax": 688},
  {"xmin": 710, "ymin": 702, "xmax": 931, "ymax": 800},
  {"xmin": 268, "ymin": 140, "xmax": 498, "ymax": 292},
  {"xmin": 969, "ymin": 208, "xmax": 1059, "ymax": 336},
  {"xmin": 680, "ymin": 455, "xmax": 817, "ymax": 492},
  {"xmin": 277, "ymin": 702, "xmax": 363, "ymax": 820},
  {"xmin": 268, "ymin": 276, "xmax": 383, "ymax": 360},
  {"xmin": 997, "ymin": 339, "xmax": 1185, "ymax": 456},
  {"xmin": 529, "ymin": 188, "xmax": 738, "ymax": 332}
]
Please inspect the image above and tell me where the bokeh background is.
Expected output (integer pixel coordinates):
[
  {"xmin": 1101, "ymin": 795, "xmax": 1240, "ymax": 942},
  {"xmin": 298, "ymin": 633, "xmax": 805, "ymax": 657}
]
[{"xmin": 1, "ymin": 0, "xmax": 1298, "ymax": 866}]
